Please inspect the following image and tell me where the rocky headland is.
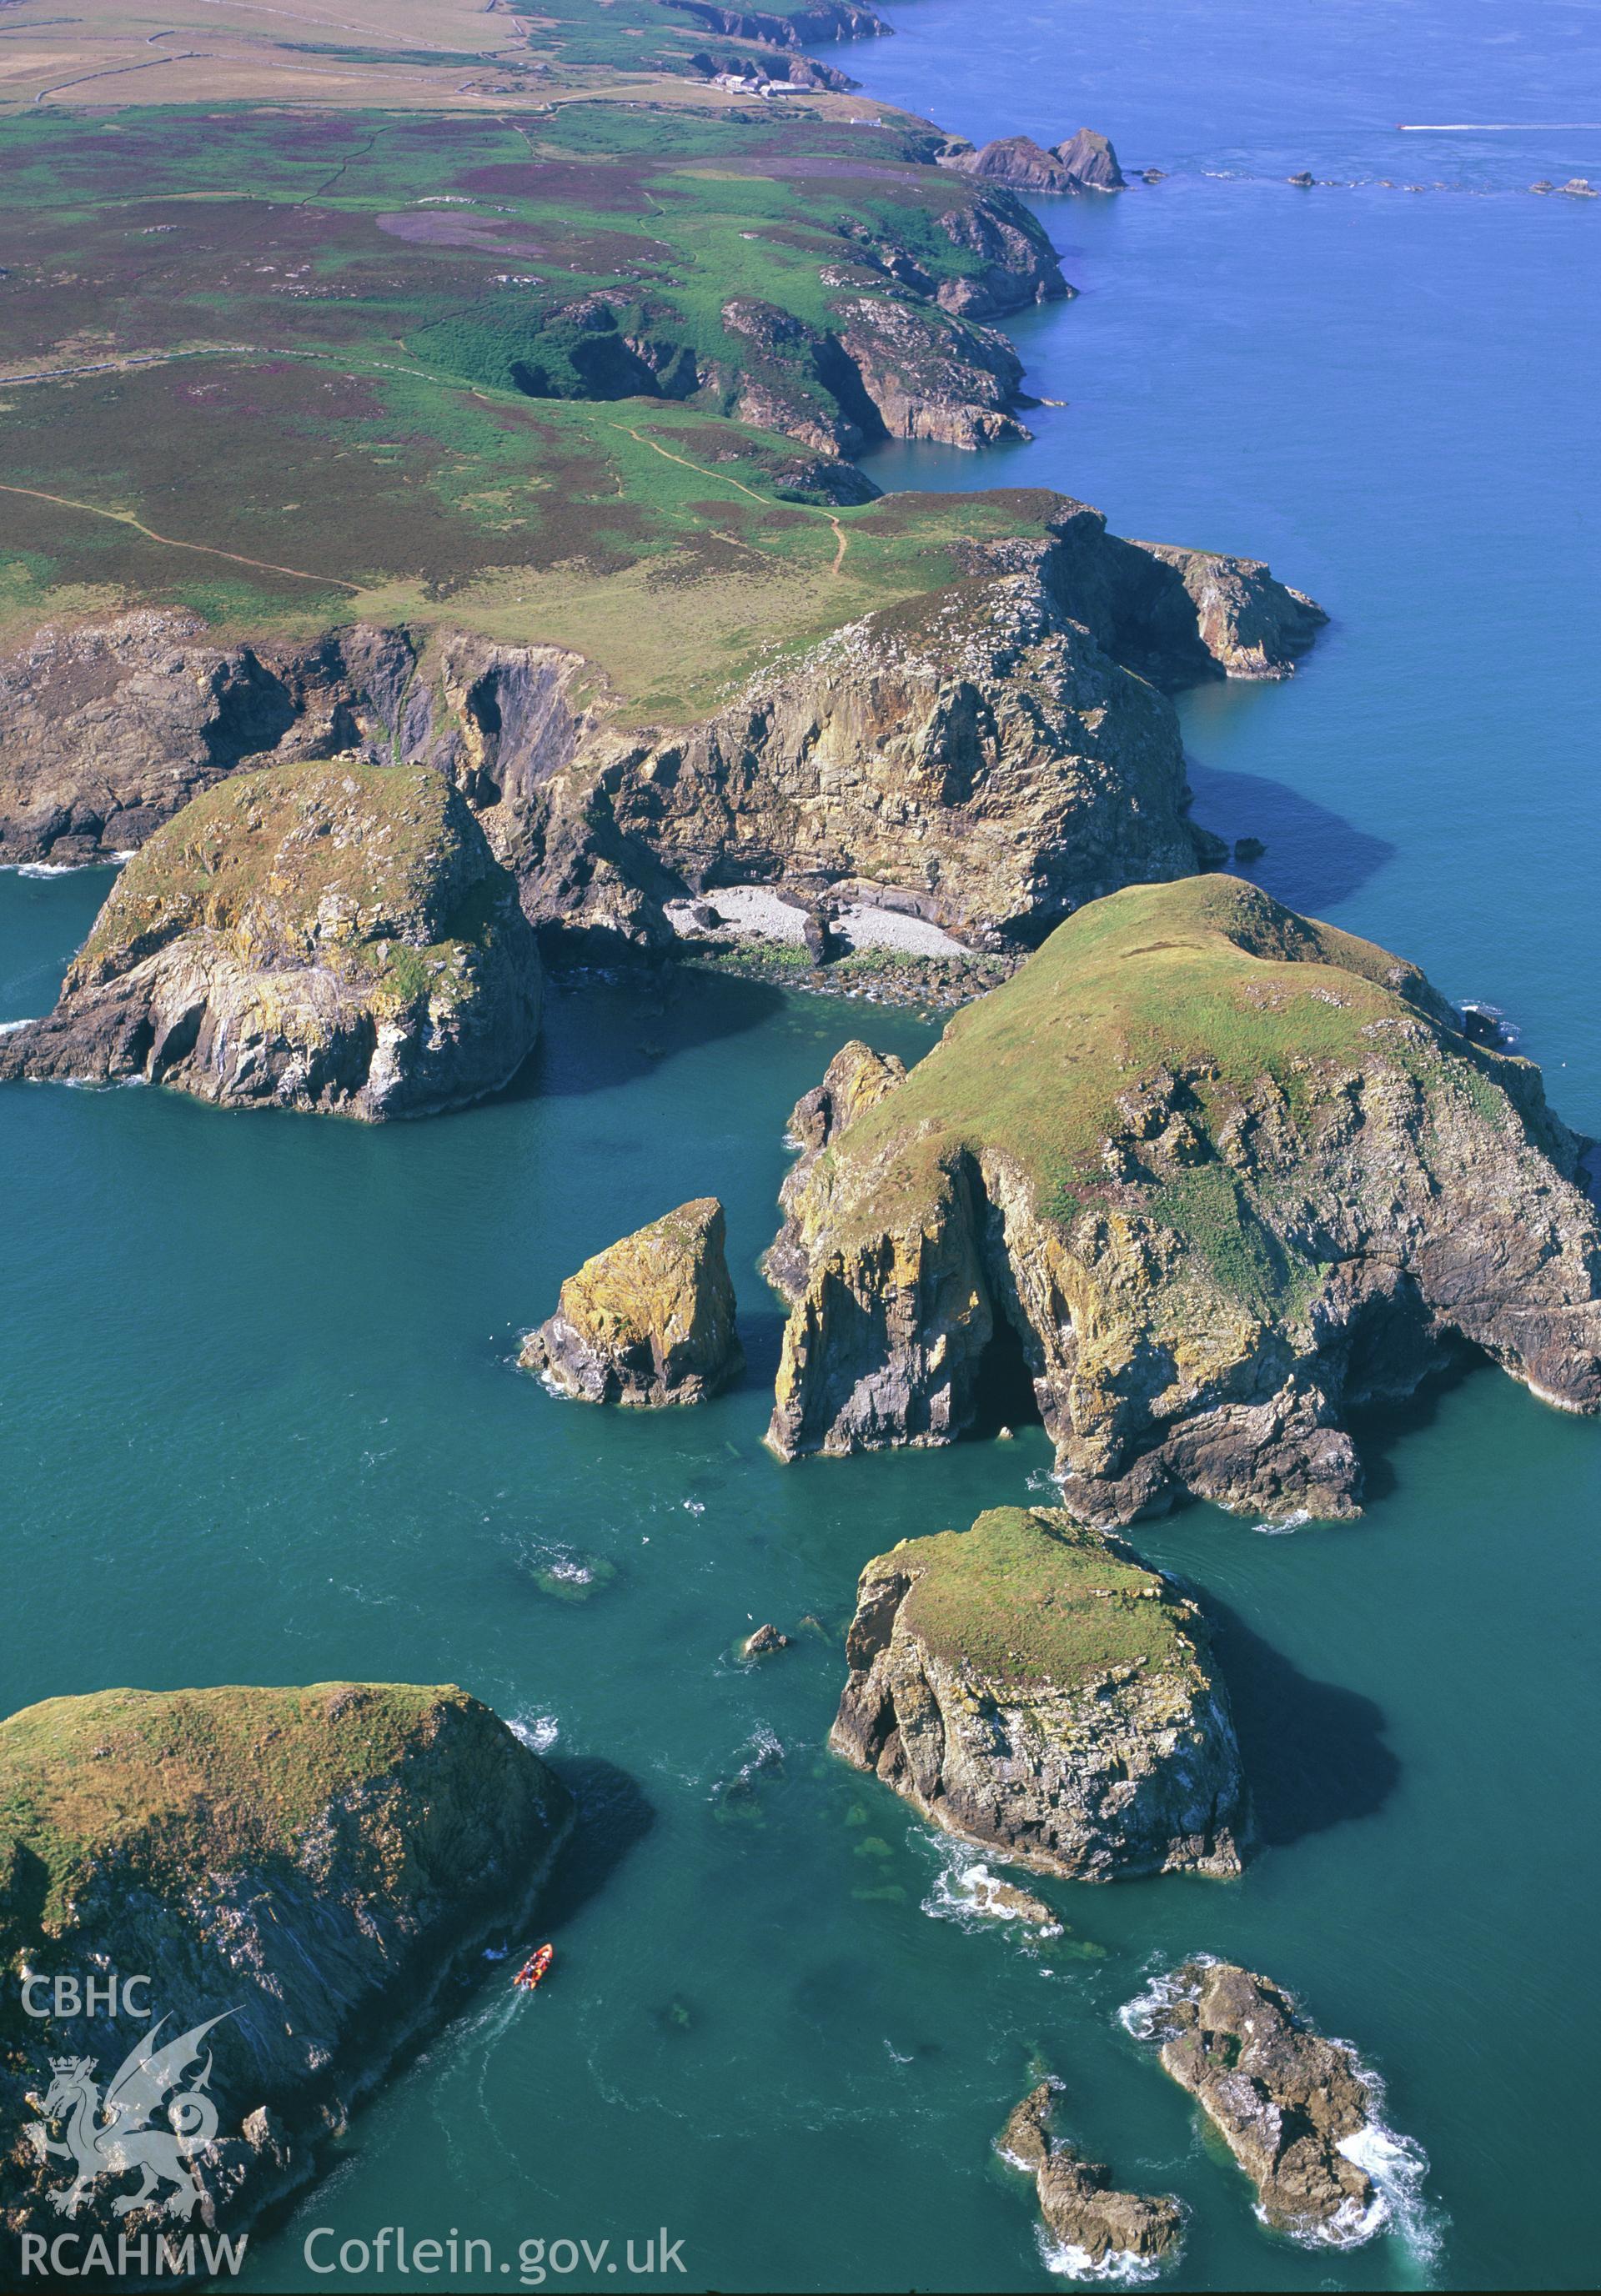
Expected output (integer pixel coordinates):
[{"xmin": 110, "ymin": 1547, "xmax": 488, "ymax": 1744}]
[
  {"xmin": 765, "ymin": 875, "xmax": 1601, "ymax": 1521},
  {"xmin": 830, "ymin": 1504, "xmax": 1246, "ymax": 1878},
  {"xmin": 1127, "ymin": 1959, "xmax": 1398, "ymax": 2243},
  {"xmin": 0, "ymin": 1684, "xmax": 571, "ymax": 2258},
  {"xmin": 0, "ymin": 499, "xmax": 1322, "ymax": 981},
  {"xmin": 998, "ymin": 2083, "xmax": 1183, "ymax": 2269},
  {"xmin": 0, "ymin": 761, "xmax": 543, "ymax": 1120},
  {"xmin": 519, "ymin": 1196, "xmax": 744, "ymax": 1406}
]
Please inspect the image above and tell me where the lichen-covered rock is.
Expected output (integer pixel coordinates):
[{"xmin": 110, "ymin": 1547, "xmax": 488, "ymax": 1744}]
[
  {"xmin": 520, "ymin": 1196, "xmax": 743, "ymax": 1406},
  {"xmin": 1128, "ymin": 1959, "xmax": 1398, "ymax": 2241},
  {"xmin": 998, "ymin": 2083, "xmax": 1183, "ymax": 2268},
  {"xmin": 0, "ymin": 761, "xmax": 542, "ymax": 1120},
  {"xmin": 765, "ymin": 875, "xmax": 1601, "ymax": 1521},
  {"xmin": 834, "ymin": 295, "xmax": 1031, "ymax": 448},
  {"xmin": 0, "ymin": 1684, "xmax": 571, "ymax": 2256},
  {"xmin": 830, "ymin": 1506, "xmax": 1246, "ymax": 1878}
]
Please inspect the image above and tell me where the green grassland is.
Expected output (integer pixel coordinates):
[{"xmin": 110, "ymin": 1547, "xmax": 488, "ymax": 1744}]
[
  {"xmin": 0, "ymin": 1682, "xmax": 467, "ymax": 1948},
  {"xmin": 825, "ymin": 875, "xmax": 1539, "ymax": 1298},
  {"xmin": 0, "ymin": 88, "xmax": 1064, "ymax": 717},
  {"xmin": 896, "ymin": 1506, "xmax": 1202, "ymax": 1693}
]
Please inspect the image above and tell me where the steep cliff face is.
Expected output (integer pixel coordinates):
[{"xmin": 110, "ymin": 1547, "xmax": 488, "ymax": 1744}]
[
  {"xmin": 0, "ymin": 1684, "xmax": 571, "ymax": 2261},
  {"xmin": 0, "ymin": 762, "xmax": 542, "ymax": 1120},
  {"xmin": 765, "ymin": 876, "xmax": 1601, "ymax": 1522},
  {"xmin": 520, "ymin": 1196, "xmax": 744, "ymax": 1406},
  {"xmin": 0, "ymin": 499, "xmax": 1324, "ymax": 960},
  {"xmin": 1127, "ymin": 1960, "xmax": 1403, "ymax": 2242},
  {"xmin": 831, "ymin": 1506, "xmax": 1245, "ymax": 1878}
]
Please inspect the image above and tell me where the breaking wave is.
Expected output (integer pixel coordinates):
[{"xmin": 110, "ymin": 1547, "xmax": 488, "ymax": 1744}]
[
  {"xmin": 1036, "ymin": 2228, "xmax": 1166, "ymax": 2284},
  {"xmin": 508, "ymin": 1712, "xmax": 560, "ymax": 1754}
]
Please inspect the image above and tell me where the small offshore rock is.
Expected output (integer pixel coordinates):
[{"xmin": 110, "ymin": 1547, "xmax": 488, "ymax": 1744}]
[
  {"xmin": 1559, "ymin": 177, "xmax": 1598, "ymax": 196},
  {"xmin": 1232, "ymin": 834, "xmax": 1267, "ymax": 863},
  {"xmin": 1052, "ymin": 128, "xmax": 1127, "ymax": 191},
  {"xmin": 742, "ymin": 1622, "xmax": 792, "ymax": 1658},
  {"xmin": 1137, "ymin": 1958, "xmax": 1388, "ymax": 2238},
  {"xmin": 998, "ymin": 2083, "xmax": 1183, "ymax": 2266},
  {"xmin": 520, "ymin": 1196, "xmax": 743, "ymax": 1406},
  {"xmin": 1142, "ymin": 167, "xmax": 1168, "ymax": 183},
  {"xmin": 1288, "ymin": 169, "xmax": 1315, "ymax": 187}
]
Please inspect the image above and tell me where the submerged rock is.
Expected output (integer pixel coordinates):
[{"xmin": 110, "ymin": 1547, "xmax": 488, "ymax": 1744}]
[
  {"xmin": 0, "ymin": 1683, "xmax": 571, "ymax": 2252},
  {"xmin": 999, "ymin": 2083, "xmax": 1183, "ymax": 2267},
  {"xmin": 0, "ymin": 760, "xmax": 541, "ymax": 1119},
  {"xmin": 1132, "ymin": 1959, "xmax": 1393, "ymax": 2240},
  {"xmin": 520, "ymin": 1196, "xmax": 743, "ymax": 1407},
  {"xmin": 765, "ymin": 875, "xmax": 1601, "ymax": 1523},
  {"xmin": 830, "ymin": 1505, "xmax": 1246, "ymax": 1879}
]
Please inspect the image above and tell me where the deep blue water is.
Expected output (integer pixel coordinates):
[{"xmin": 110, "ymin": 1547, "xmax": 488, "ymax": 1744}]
[{"xmin": 2, "ymin": 3, "xmax": 1598, "ymax": 2290}]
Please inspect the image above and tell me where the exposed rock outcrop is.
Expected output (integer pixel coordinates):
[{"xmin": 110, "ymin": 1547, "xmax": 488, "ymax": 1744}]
[
  {"xmin": 530, "ymin": 561, "xmax": 1212, "ymax": 950},
  {"xmin": 0, "ymin": 761, "xmax": 542, "ymax": 1120},
  {"xmin": 829, "ymin": 1505, "xmax": 1246, "ymax": 1878},
  {"xmin": 0, "ymin": 500, "xmax": 1324, "ymax": 960},
  {"xmin": 955, "ymin": 136, "xmax": 1080, "ymax": 195},
  {"xmin": 834, "ymin": 295, "xmax": 1032, "ymax": 448},
  {"xmin": 1000, "ymin": 2084, "xmax": 1183, "ymax": 2268},
  {"xmin": 520, "ymin": 1196, "xmax": 743, "ymax": 1406},
  {"xmin": 1053, "ymin": 129, "xmax": 1127, "ymax": 191},
  {"xmin": 765, "ymin": 875, "xmax": 1601, "ymax": 1521},
  {"xmin": 1128, "ymin": 1959, "xmax": 1404, "ymax": 2242},
  {"xmin": 0, "ymin": 1683, "xmax": 571, "ymax": 2258}
]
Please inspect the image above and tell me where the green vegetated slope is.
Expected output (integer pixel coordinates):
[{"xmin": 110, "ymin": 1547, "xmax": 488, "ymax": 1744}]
[
  {"xmin": 0, "ymin": 1682, "xmax": 466, "ymax": 1947},
  {"xmin": 825, "ymin": 875, "xmax": 1542, "ymax": 1287},
  {"xmin": 0, "ymin": 63, "xmax": 1061, "ymax": 716},
  {"xmin": 898, "ymin": 1506, "xmax": 1197, "ymax": 1692}
]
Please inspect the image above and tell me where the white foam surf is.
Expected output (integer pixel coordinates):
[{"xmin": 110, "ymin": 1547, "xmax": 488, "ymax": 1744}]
[
  {"xmin": 1036, "ymin": 2228, "xmax": 1165, "ymax": 2284},
  {"xmin": 508, "ymin": 1712, "xmax": 559, "ymax": 1754}
]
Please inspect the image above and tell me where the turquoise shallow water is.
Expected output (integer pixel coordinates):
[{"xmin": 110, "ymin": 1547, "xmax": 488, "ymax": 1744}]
[{"xmin": 3, "ymin": 2, "xmax": 1600, "ymax": 2289}]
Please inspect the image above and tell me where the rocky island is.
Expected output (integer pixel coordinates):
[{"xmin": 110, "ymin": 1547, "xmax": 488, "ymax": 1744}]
[
  {"xmin": 520, "ymin": 1196, "xmax": 744, "ymax": 1406},
  {"xmin": 0, "ymin": 1683, "xmax": 571, "ymax": 2254},
  {"xmin": 998, "ymin": 2083, "xmax": 1182, "ymax": 2270},
  {"xmin": 1127, "ymin": 1959, "xmax": 1398, "ymax": 2243},
  {"xmin": 830, "ymin": 1504, "xmax": 1246, "ymax": 1877},
  {"xmin": 767, "ymin": 875, "xmax": 1601, "ymax": 1521},
  {"xmin": 0, "ymin": 761, "xmax": 543, "ymax": 1120}
]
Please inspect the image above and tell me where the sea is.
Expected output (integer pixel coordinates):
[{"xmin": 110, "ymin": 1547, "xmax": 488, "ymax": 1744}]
[{"xmin": 1, "ymin": 0, "xmax": 1597, "ymax": 2286}]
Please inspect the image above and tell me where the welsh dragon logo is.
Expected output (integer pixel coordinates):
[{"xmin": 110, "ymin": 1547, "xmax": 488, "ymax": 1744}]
[{"xmin": 24, "ymin": 2013, "xmax": 230, "ymax": 2221}]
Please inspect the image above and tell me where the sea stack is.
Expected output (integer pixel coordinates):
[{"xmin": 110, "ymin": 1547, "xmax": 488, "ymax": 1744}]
[
  {"xmin": 0, "ymin": 759, "xmax": 543, "ymax": 1119},
  {"xmin": 830, "ymin": 1505, "xmax": 1246, "ymax": 1879},
  {"xmin": 1053, "ymin": 129, "xmax": 1127, "ymax": 190},
  {"xmin": 765, "ymin": 876, "xmax": 1601, "ymax": 1523},
  {"xmin": 521, "ymin": 1196, "xmax": 744, "ymax": 1406}
]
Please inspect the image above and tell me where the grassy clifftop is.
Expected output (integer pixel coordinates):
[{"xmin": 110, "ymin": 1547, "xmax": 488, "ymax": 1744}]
[
  {"xmin": 0, "ymin": 1682, "xmax": 493, "ymax": 1946},
  {"xmin": 896, "ymin": 1506, "xmax": 1202, "ymax": 1692},
  {"xmin": 826, "ymin": 874, "xmax": 1530, "ymax": 1259}
]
